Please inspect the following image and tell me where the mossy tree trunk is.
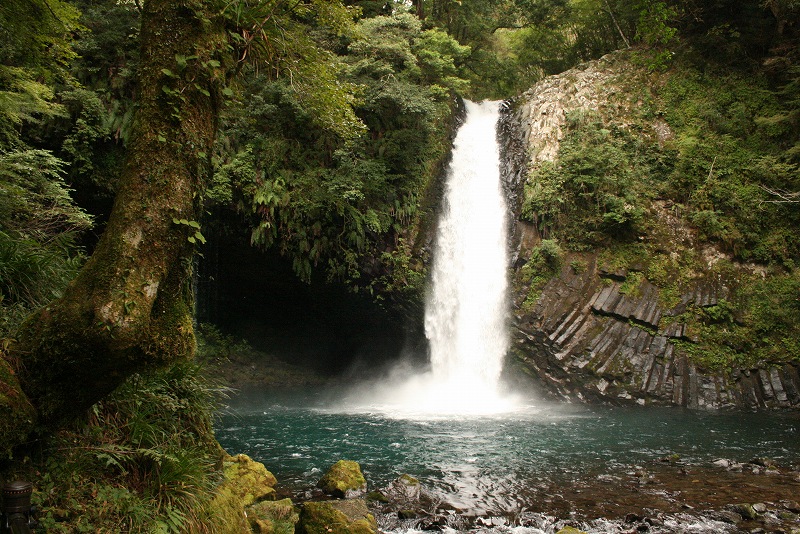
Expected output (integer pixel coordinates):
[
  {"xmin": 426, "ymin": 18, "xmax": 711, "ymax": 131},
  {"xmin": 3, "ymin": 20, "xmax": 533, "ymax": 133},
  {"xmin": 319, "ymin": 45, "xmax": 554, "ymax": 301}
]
[{"xmin": 2, "ymin": 0, "xmax": 227, "ymax": 446}]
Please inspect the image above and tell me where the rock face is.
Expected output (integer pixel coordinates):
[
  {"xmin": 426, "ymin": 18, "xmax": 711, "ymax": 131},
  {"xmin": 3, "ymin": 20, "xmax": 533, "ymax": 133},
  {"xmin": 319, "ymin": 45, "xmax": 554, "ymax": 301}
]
[
  {"xmin": 509, "ymin": 254, "xmax": 800, "ymax": 409},
  {"xmin": 499, "ymin": 54, "xmax": 800, "ymax": 410}
]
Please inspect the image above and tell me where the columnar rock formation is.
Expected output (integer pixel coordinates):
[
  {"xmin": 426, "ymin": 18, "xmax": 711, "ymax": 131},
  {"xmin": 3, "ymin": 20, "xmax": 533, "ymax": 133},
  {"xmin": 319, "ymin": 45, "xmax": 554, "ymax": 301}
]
[{"xmin": 499, "ymin": 54, "xmax": 800, "ymax": 410}]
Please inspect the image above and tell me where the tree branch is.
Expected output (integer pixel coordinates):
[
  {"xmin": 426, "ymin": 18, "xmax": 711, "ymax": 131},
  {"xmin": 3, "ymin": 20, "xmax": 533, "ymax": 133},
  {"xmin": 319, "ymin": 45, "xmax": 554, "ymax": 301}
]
[{"xmin": 760, "ymin": 184, "xmax": 800, "ymax": 203}]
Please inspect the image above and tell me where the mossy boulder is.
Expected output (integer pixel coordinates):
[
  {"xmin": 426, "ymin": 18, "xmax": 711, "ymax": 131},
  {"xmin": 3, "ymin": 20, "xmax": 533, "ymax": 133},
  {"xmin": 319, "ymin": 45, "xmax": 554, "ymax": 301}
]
[
  {"xmin": 731, "ymin": 503, "xmax": 759, "ymax": 520},
  {"xmin": 556, "ymin": 527, "xmax": 587, "ymax": 534},
  {"xmin": 203, "ymin": 454, "xmax": 278, "ymax": 532},
  {"xmin": 299, "ymin": 499, "xmax": 377, "ymax": 534},
  {"xmin": 248, "ymin": 498, "xmax": 299, "ymax": 534},
  {"xmin": 317, "ymin": 460, "xmax": 367, "ymax": 498}
]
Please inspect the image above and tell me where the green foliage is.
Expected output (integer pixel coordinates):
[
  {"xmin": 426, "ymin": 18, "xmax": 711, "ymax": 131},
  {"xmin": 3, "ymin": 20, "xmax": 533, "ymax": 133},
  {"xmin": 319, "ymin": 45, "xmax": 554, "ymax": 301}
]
[
  {"xmin": 215, "ymin": 12, "xmax": 464, "ymax": 288},
  {"xmin": 196, "ymin": 321, "xmax": 251, "ymax": 361},
  {"xmin": 521, "ymin": 111, "xmax": 650, "ymax": 249},
  {"xmin": 519, "ymin": 239, "xmax": 563, "ymax": 311},
  {"xmin": 658, "ymin": 64, "xmax": 800, "ymax": 263},
  {"xmin": 0, "ymin": 149, "xmax": 91, "ymax": 337},
  {"xmin": 220, "ymin": 0, "xmax": 365, "ymax": 139},
  {"xmin": 0, "ymin": 0, "xmax": 83, "ymax": 148},
  {"xmin": 30, "ymin": 361, "xmax": 228, "ymax": 533},
  {"xmin": 0, "ymin": 149, "xmax": 93, "ymax": 237},
  {"xmin": 676, "ymin": 270, "xmax": 800, "ymax": 370}
]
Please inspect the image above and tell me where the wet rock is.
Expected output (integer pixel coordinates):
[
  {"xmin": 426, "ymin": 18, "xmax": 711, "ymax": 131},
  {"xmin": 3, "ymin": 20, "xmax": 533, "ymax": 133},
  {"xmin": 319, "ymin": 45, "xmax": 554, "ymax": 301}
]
[
  {"xmin": 502, "ymin": 53, "xmax": 800, "ymax": 411},
  {"xmin": 712, "ymin": 458, "xmax": 731, "ymax": 468},
  {"xmin": 711, "ymin": 510, "xmax": 743, "ymax": 524},
  {"xmin": 752, "ymin": 503, "xmax": 767, "ymax": 514},
  {"xmin": 317, "ymin": 460, "xmax": 367, "ymax": 498},
  {"xmin": 384, "ymin": 474, "xmax": 421, "ymax": 504},
  {"xmin": 624, "ymin": 512, "xmax": 642, "ymax": 523},
  {"xmin": 397, "ymin": 509, "xmax": 421, "ymax": 520},
  {"xmin": 778, "ymin": 510, "xmax": 799, "ymax": 521},
  {"xmin": 784, "ymin": 501, "xmax": 800, "ymax": 513},
  {"xmin": 731, "ymin": 503, "xmax": 758, "ymax": 520},
  {"xmin": 365, "ymin": 490, "xmax": 389, "ymax": 503},
  {"xmin": 299, "ymin": 499, "xmax": 377, "ymax": 534},
  {"xmin": 750, "ymin": 457, "xmax": 777, "ymax": 468},
  {"xmin": 205, "ymin": 454, "xmax": 279, "ymax": 533},
  {"xmin": 248, "ymin": 498, "xmax": 299, "ymax": 534}
]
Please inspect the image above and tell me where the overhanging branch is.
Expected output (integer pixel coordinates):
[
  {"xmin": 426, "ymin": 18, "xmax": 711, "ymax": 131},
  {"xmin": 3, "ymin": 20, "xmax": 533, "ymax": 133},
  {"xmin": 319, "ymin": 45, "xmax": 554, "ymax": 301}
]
[{"xmin": 760, "ymin": 184, "xmax": 800, "ymax": 203}]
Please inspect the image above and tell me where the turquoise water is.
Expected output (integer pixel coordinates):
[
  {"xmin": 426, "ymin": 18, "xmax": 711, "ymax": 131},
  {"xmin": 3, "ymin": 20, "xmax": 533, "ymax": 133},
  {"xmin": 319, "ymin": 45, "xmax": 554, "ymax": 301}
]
[{"xmin": 214, "ymin": 389, "xmax": 800, "ymax": 515}]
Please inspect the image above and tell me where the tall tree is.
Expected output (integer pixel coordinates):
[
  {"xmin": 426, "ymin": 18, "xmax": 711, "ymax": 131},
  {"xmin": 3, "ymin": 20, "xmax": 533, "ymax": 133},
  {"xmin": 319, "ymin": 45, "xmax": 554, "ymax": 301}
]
[
  {"xmin": 0, "ymin": 0, "xmax": 361, "ymax": 450},
  {"xmin": 6, "ymin": 0, "xmax": 227, "ymax": 436}
]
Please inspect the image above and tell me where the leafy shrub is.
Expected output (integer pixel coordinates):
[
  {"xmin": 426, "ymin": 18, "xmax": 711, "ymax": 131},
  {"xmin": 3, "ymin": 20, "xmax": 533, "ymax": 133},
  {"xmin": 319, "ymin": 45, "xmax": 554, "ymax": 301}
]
[
  {"xmin": 29, "ymin": 361, "xmax": 228, "ymax": 533},
  {"xmin": 522, "ymin": 112, "xmax": 650, "ymax": 249},
  {"xmin": 0, "ymin": 149, "xmax": 90, "ymax": 337},
  {"xmin": 519, "ymin": 239, "xmax": 563, "ymax": 311}
]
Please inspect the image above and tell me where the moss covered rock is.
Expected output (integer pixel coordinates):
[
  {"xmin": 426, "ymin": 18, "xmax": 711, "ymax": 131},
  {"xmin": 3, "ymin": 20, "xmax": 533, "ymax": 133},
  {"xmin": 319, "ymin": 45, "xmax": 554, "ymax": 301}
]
[
  {"xmin": 556, "ymin": 527, "xmax": 587, "ymax": 534},
  {"xmin": 299, "ymin": 499, "xmax": 377, "ymax": 534},
  {"xmin": 248, "ymin": 498, "xmax": 299, "ymax": 534},
  {"xmin": 203, "ymin": 454, "xmax": 278, "ymax": 532},
  {"xmin": 317, "ymin": 460, "xmax": 367, "ymax": 498}
]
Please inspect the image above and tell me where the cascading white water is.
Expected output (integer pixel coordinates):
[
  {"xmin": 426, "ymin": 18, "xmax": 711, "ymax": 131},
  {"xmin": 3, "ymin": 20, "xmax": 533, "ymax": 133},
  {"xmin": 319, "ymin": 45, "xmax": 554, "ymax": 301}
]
[
  {"xmin": 335, "ymin": 100, "xmax": 519, "ymax": 417},
  {"xmin": 424, "ymin": 100, "xmax": 509, "ymax": 402}
]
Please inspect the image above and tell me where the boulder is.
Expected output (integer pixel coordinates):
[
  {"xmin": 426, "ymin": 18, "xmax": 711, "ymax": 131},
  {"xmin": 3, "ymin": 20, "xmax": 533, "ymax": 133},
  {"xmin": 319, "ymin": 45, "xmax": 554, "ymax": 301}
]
[
  {"xmin": 299, "ymin": 499, "xmax": 377, "ymax": 534},
  {"xmin": 384, "ymin": 474, "xmax": 421, "ymax": 504},
  {"xmin": 248, "ymin": 498, "xmax": 299, "ymax": 534},
  {"xmin": 730, "ymin": 503, "xmax": 758, "ymax": 520},
  {"xmin": 204, "ymin": 454, "xmax": 279, "ymax": 532},
  {"xmin": 317, "ymin": 460, "xmax": 367, "ymax": 498}
]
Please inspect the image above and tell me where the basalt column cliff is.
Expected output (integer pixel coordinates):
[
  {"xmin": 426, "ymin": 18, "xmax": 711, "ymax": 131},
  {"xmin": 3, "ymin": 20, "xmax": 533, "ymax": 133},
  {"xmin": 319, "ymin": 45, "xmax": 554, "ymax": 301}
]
[{"xmin": 499, "ymin": 53, "xmax": 800, "ymax": 410}]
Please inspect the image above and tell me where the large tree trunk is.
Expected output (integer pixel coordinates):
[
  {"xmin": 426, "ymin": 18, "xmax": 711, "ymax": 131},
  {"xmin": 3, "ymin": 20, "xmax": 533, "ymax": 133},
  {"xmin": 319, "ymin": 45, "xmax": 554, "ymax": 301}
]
[{"xmin": 1, "ymin": 0, "xmax": 226, "ymax": 446}]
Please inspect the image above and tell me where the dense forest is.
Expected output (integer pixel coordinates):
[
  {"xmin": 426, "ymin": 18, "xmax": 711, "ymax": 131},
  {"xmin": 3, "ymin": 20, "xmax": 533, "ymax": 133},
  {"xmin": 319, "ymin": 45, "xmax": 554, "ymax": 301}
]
[{"xmin": 1, "ymin": 0, "xmax": 799, "ymax": 530}]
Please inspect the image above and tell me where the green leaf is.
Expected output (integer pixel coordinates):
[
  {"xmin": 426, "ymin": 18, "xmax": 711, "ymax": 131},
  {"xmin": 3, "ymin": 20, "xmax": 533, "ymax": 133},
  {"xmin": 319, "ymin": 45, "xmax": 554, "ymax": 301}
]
[
  {"xmin": 187, "ymin": 236, "xmax": 196, "ymax": 244},
  {"xmin": 161, "ymin": 68, "xmax": 175, "ymax": 78},
  {"xmin": 188, "ymin": 221, "xmax": 201, "ymax": 229},
  {"xmin": 194, "ymin": 231, "xmax": 206, "ymax": 244},
  {"xmin": 222, "ymin": 87, "xmax": 234, "ymax": 97},
  {"xmin": 194, "ymin": 83, "xmax": 211, "ymax": 97}
]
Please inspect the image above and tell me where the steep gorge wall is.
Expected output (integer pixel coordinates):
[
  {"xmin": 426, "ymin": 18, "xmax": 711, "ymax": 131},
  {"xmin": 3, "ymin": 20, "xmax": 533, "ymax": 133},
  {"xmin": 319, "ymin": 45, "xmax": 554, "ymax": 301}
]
[{"xmin": 499, "ymin": 54, "xmax": 800, "ymax": 410}]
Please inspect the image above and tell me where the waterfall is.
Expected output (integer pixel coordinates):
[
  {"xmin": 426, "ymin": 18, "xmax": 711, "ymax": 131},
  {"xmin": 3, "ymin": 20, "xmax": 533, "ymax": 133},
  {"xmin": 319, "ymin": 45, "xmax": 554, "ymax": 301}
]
[
  {"xmin": 336, "ymin": 100, "xmax": 518, "ymax": 417},
  {"xmin": 424, "ymin": 100, "xmax": 509, "ymax": 403}
]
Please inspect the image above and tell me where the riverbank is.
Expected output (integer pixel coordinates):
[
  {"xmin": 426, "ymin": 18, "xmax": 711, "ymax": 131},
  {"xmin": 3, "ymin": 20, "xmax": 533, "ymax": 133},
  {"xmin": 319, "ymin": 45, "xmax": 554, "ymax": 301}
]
[{"xmin": 368, "ymin": 457, "xmax": 800, "ymax": 534}]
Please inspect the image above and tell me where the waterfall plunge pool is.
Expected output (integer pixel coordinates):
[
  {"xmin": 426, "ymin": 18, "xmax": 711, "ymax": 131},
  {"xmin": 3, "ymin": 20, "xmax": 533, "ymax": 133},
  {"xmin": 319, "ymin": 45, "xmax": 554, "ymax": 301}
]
[
  {"xmin": 215, "ymin": 388, "xmax": 800, "ymax": 532},
  {"xmin": 213, "ymin": 101, "xmax": 799, "ymax": 532}
]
